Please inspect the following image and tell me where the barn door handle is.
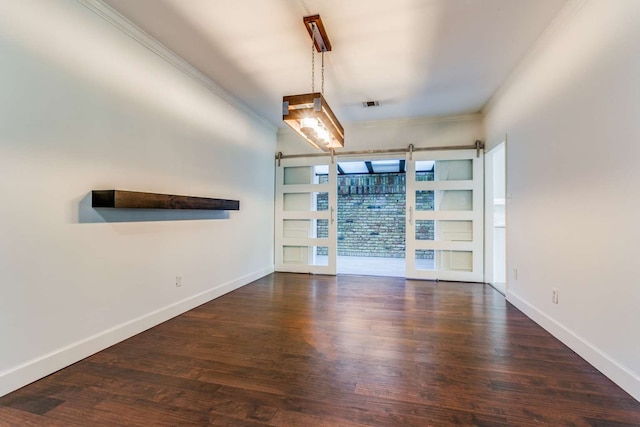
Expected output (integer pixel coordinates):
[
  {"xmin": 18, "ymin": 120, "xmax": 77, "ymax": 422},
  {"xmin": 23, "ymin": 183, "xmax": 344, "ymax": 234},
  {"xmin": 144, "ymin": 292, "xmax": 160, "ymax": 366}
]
[
  {"xmin": 330, "ymin": 207, "xmax": 335, "ymax": 224},
  {"xmin": 409, "ymin": 206, "xmax": 414, "ymax": 225}
]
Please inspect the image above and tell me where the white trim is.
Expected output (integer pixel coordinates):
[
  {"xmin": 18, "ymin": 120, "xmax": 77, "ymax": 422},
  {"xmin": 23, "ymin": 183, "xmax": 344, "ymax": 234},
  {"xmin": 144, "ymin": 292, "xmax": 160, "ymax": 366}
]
[
  {"xmin": 0, "ymin": 266, "xmax": 274, "ymax": 398},
  {"xmin": 76, "ymin": 0, "xmax": 277, "ymax": 133},
  {"xmin": 482, "ymin": 0, "xmax": 588, "ymax": 115},
  {"xmin": 507, "ymin": 290, "xmax": 640, "ymax": 402}
]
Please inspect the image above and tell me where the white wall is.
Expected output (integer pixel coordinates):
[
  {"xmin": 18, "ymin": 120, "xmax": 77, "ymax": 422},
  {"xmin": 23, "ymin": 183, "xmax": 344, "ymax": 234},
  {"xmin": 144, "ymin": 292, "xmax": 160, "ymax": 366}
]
[
  {"xmin": 277, "ymin": 114, "xmax": 483, "ymax": 155},
  {"xmin": 484, "ymin": 0, "xmax": 640, "ymax": 401},
  {"xmin": 0, "ymin": 0, "xmax": 275, "ymax": 396}
]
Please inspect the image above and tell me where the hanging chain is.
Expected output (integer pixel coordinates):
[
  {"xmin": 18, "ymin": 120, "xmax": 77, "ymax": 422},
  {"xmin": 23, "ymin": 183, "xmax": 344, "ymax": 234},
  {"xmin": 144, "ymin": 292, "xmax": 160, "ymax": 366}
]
[
  {"xmin": 321, "ymin": 51, "xmax": 325, "ymax": 94},
  {"xmin": 311, "ymin": 42, "xmax": 315, "ymax": 93}
]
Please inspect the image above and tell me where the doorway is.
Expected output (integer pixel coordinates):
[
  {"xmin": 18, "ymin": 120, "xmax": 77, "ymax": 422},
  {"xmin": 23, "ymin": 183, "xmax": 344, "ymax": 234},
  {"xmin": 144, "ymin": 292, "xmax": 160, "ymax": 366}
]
[
  {"xmin": 485, "ymin": 141, "xmax": 507, "ymax": 294},
  {"xmin": 334, "ymin": 156, "xmax": 408, "ymax": 277},
  {"xmin": 274, "ymin": 147, "xmax": 485, "ymax": 282}
]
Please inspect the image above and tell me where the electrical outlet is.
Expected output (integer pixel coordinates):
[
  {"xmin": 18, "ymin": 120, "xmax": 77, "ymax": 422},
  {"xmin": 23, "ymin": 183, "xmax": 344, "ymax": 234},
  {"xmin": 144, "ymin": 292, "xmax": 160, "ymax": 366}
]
[
  {"xmin": 552, "ymin": 288, "xmax": 558, "ymax": 304},
  {"xmin": 513, "ymin": 267, "xmax": 518, "ymax": 280},
  {"xmin": 176, "ymin": 276, "xmax": 182, "ymax": 287}
]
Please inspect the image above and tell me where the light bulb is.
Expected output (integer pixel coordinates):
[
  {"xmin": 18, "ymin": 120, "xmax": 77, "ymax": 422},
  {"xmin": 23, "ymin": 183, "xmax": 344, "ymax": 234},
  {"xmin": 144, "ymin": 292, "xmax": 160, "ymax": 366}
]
[
  {"xmin": 316, "ymin": 127, "xmax": 329, "ymax": 143},
  {"xmin": 301, "ymin": 117, "xmax": 318, "ymax": 129}
]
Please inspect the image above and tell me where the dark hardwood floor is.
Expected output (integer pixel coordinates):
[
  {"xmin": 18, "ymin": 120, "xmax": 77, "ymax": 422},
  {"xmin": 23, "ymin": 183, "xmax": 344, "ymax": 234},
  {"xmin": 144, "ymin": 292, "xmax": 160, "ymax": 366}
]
[{"xmin": 1, "ymin": 273, "xmax": 639, "ymax": 426}]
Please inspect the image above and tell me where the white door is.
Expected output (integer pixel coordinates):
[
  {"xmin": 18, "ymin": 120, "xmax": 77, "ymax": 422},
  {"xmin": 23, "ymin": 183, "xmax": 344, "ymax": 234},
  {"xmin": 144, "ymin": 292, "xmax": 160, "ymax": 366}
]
[
  {"xmin": 275, "ymin": 157, "xmax": 337, "ymax": 274},
  {"xmin": 406, "ymin": 150, "xmax": 484, "ymax": 282}
]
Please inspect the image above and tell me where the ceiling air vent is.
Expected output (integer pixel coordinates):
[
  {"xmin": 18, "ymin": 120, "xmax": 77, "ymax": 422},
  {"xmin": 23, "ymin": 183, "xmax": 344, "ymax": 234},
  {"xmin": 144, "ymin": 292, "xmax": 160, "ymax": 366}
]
[{"xmin": 362, "ymin": 100, "xmax": 380, "ymax": 108}]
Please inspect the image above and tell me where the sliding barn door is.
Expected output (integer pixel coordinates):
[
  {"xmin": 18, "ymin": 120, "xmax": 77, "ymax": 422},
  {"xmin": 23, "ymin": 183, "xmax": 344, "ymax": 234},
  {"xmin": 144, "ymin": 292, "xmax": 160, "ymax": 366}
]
[
  {"xmin": 406, "ymin": 150, "xmax": 484, "ymax": 282},
  {"xmin": 275, "ymin": 157, "xmax": 337, "ymax": 274}
]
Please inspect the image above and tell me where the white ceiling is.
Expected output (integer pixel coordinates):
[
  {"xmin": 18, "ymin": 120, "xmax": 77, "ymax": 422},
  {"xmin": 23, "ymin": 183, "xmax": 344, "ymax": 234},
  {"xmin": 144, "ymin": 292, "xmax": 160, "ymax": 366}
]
[{"xmin": 103, "ymin": 0, "xmax": 567, "ymax": 127}]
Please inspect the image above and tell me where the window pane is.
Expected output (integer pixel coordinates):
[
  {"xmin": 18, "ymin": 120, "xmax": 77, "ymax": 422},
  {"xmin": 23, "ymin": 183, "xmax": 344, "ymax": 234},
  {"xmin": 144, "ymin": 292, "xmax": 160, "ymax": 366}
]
[
  {"xmin": 416, "ymin": 220, "xmax": 473, "ymax": 241},
  {"xmin": 415, "ymin": 250, "xmax": 473, "ymax": 272},
  {"xmin": 416, "ymin": 190, "xmax": 472, "ymax": 212},
  {"xmin": 415, "ymin": 171, "xmax": 434, "ymax": 182},
  {"xmin": 416, "ymin": 160, "xmax": 435, "ymax": 172},
  {"xmin": 415, "ymin": 220, "xmax": 434, "ymax": 240},
  {"xmin": 283, "ymin": 192, "xmax": 329, "ymax": 211},
  {"xmin": 416, "ymin": 250, "xmax": 435, "ymax": 270},
  {"xmin": 415, "ymin": 159, "xmax": 472, "ymax": 181},
  {"xmin": 284, "ymin": 165, "xmax": 328, "ymax": 185},
  {"xmin": 284, "ymin": 166, "xmax": 310, "ymax": 185},
  {"xmin": 415, "ymin": 191, "xmax": 434, "ymax": 211},
  {"xmin": 339, "ymin": 161, "xmax": 369, "ymax": 174},
  {"xmin": 371, "ymin": 160, "xmax": 400, "ymax": 173},
  {"xmin": 316, "ymin": 219, "xmax": 328, "ymax": 239},
  {"xmin": 282, "ymin": 219, "xmax": 329, "ymax": 239},
  {"xmin": 434, "ymin": 159, "xmax": 472, "ymax": 181},
  {"xmin": 283, "ymin": 219, "xmax": 311, "ymax": 238},
  {"xmin": 435, "ymin": 190, "xmax": 473, "ymax": 211},
  {"xmin": 283, "ymin": 246, "xmax": 328, "ymax": 266}
]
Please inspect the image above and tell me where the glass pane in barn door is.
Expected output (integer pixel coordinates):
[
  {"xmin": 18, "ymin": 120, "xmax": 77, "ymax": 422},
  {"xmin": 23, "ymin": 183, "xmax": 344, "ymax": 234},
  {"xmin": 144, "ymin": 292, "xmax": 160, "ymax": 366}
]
[
  {"xmin": 275, "ymin": 157, "xmax": 337, "ymax": 274},
  {"xmin": 406, "ymin": 150, "xmax": 484, "ymax": 282}
]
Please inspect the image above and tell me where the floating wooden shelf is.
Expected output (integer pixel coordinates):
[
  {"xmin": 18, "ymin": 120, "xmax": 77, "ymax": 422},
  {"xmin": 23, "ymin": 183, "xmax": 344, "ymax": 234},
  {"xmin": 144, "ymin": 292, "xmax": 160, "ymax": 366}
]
[{"xmin": 92, "ymin": 190, "xmax": 239, "ymax": 210}]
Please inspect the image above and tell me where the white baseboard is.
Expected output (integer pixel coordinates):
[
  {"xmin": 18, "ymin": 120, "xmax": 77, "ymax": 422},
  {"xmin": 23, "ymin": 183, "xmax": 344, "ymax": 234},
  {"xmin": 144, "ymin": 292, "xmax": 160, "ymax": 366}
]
[
  {"xmin": 0, "ymin": 266, "xmax": 274, "ymax": 397},
  {"xmin": 507, "ymin": 290, "xmax": 640, "ymax": 402}
]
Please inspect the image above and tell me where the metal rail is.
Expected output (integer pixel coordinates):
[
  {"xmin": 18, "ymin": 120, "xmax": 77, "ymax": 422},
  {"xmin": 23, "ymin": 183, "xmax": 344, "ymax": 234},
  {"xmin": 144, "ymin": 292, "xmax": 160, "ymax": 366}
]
[{"xmin": 276, "ymin": 140, "xmax": 483, "ymax": 165}]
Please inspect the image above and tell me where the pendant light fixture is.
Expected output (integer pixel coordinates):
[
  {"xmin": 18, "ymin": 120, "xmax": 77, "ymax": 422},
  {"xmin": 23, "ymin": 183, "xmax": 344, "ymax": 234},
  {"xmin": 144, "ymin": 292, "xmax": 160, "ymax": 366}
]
[{"xmin": 283, "ymin": 15, "xmax": 344, "ymax": 151}]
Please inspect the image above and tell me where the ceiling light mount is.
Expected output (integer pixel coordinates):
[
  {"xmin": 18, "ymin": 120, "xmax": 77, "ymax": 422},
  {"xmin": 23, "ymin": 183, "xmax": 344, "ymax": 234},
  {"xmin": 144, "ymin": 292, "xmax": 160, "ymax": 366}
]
[
  {"xmin": 283, "ymin": 15, "xmax": 344, "ymax": 151},
  {"xmin": 303, "ymin": 15, "xmax": 332, "ymax": 53}
]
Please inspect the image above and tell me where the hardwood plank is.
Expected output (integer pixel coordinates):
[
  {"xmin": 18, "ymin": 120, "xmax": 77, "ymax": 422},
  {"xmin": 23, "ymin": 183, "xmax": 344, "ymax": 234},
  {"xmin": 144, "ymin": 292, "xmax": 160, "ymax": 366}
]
[
  {"xmin": 1, "ymin": 273, "xmax": 639, "ymax": 426},
  {"xmin": 0, "ymin": 393, "xmax": 64, "ymax": 415},
  {"xmin": 0, "ymin": 406, "xmax": 78, "ymax": 427}
]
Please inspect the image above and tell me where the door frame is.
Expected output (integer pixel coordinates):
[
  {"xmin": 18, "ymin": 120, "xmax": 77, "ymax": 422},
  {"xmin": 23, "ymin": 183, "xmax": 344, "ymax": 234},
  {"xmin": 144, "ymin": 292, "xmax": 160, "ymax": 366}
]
[{"xmin": 484, "ymin": 139, "xmax": 507, "ymax": 294}]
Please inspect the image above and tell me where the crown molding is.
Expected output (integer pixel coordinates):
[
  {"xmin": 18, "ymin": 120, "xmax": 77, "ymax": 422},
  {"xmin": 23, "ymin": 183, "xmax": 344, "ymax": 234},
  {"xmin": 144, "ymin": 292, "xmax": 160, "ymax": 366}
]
[
  {"xmin": 76, "ymin": 0, "xmax": 277, "ymax": 133},
  {"xmin": 482, "ymin": 0, "xmax": 588, "ymax": 116}
]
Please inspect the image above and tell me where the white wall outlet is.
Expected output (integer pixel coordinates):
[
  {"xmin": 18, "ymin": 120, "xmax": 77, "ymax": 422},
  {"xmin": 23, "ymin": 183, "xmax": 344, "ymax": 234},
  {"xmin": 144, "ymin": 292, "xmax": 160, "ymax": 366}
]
[
  {"xmin": 175, "ymin": 276, "xmax": 182, "ymax": 287},
  {"xmin": 552, "ymin": 288, "xmax": 558, "ymax": 304},
  {"xmin": 513, "ymin": 267, "xmax": 518, "ymax": 280}
]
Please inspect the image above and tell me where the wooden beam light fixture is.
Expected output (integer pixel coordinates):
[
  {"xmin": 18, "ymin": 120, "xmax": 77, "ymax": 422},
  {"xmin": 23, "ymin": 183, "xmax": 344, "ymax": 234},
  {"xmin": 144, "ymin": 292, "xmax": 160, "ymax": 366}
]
[{"xmin": 283, "ymin": 15, "xmax": 344, "ymax": 151}]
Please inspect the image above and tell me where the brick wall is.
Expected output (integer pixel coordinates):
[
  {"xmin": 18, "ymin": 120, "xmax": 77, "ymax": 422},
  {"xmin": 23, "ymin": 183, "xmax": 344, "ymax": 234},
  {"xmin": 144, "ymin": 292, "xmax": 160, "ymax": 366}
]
[{"xmin": 316, "ymin": 172, "xmax": 433, "ymax": 258}]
